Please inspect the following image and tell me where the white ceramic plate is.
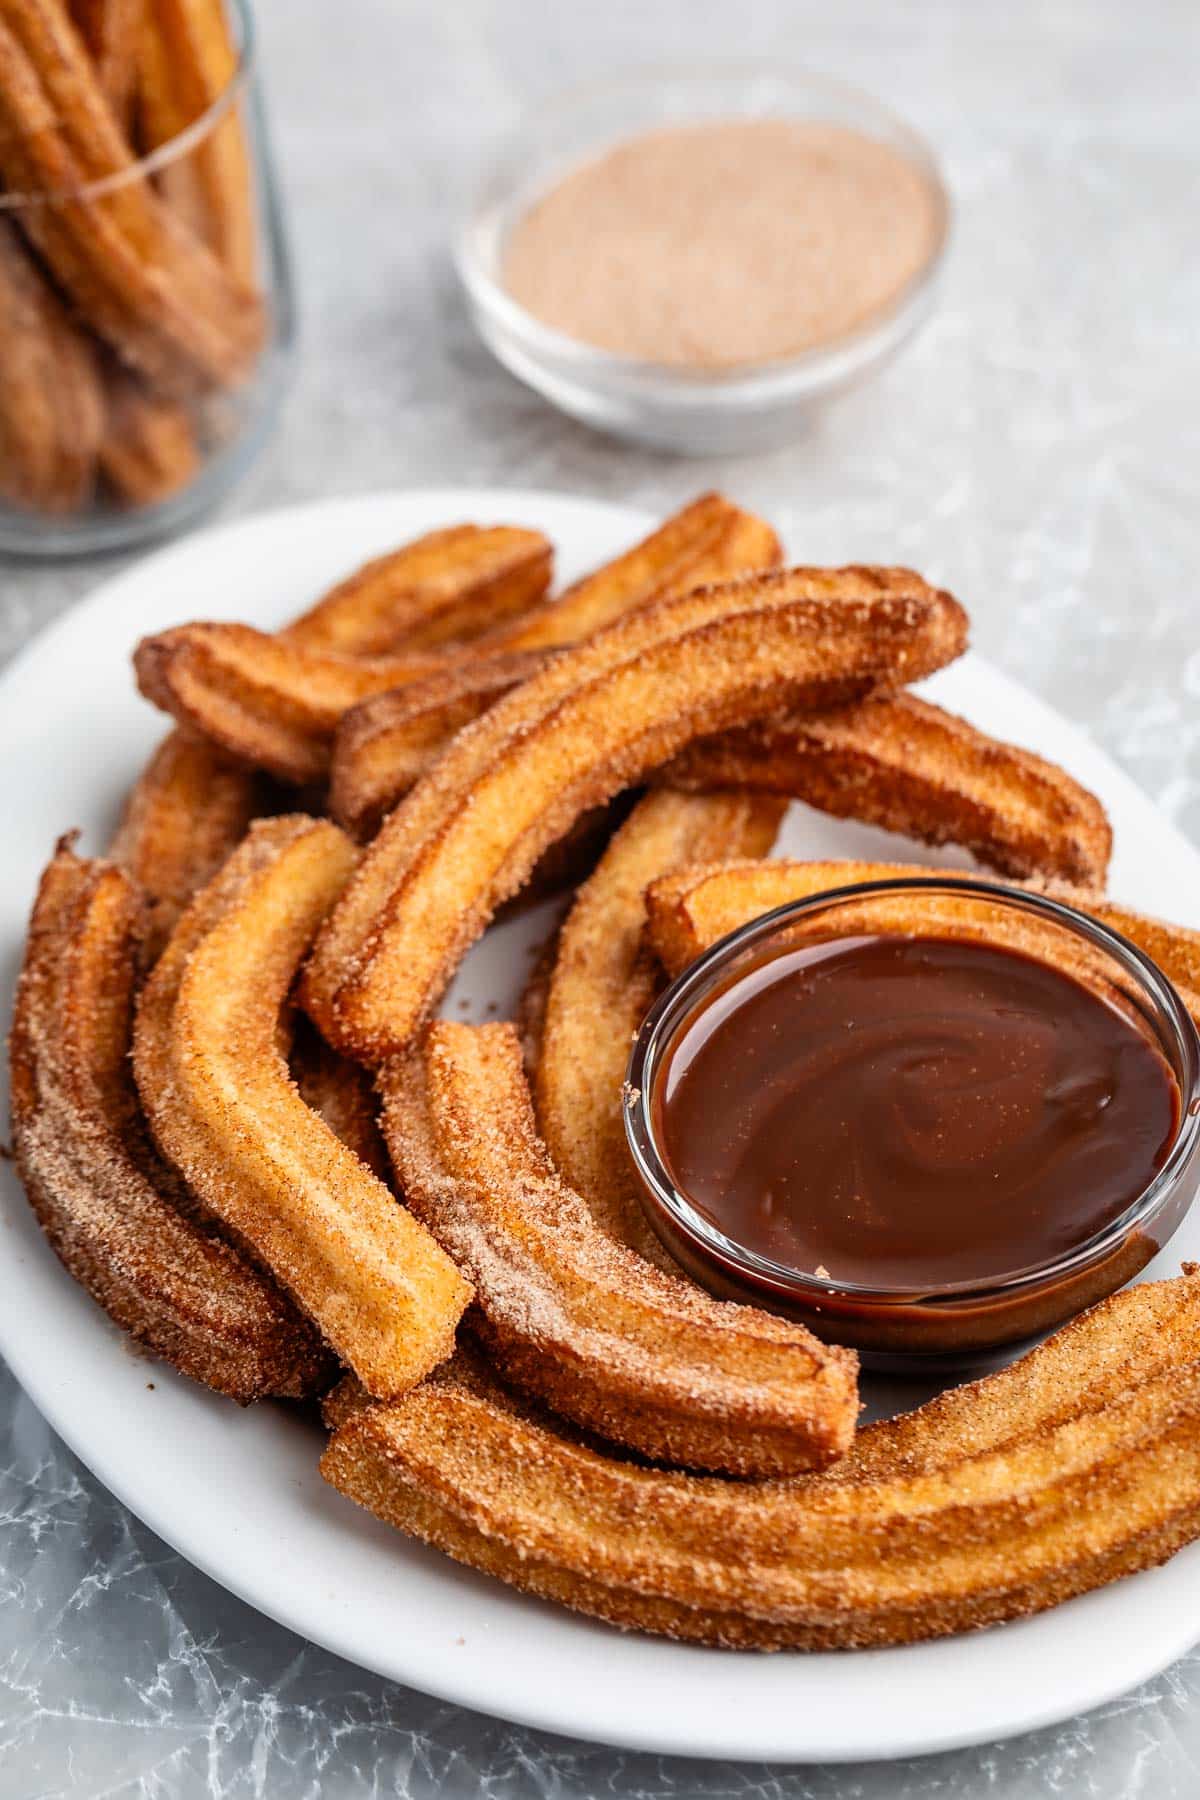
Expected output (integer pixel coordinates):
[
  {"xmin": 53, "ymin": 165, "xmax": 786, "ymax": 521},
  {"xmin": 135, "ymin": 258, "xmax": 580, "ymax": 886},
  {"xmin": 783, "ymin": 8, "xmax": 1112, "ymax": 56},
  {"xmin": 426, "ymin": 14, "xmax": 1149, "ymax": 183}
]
[{"xmin": 3, "ymin": 489, "xmax": 1200, "ymax": 1766}]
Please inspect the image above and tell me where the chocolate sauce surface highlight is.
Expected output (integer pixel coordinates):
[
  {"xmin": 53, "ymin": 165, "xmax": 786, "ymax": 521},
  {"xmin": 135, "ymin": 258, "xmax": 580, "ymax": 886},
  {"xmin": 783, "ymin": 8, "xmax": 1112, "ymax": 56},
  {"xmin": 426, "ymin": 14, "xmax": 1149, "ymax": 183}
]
[{"xmin": 654, "ymin": 934, "xmax": 1179, "ymax": 1290}]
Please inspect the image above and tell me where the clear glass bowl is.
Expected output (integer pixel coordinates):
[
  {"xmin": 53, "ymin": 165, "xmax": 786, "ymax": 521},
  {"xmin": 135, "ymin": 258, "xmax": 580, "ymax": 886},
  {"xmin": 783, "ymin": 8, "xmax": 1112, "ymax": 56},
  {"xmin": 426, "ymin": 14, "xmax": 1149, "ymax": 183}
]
[
  {"xmin": 0, "ymin": 0, "xmax": 294, "ymax": 557},
  {"xmin": 626, "ymin": 877, "xmax": 1200, "ymax": 1369},
  {"xmin": 457, "ymin": 64, "xmax": 950, "ymax": 455}
]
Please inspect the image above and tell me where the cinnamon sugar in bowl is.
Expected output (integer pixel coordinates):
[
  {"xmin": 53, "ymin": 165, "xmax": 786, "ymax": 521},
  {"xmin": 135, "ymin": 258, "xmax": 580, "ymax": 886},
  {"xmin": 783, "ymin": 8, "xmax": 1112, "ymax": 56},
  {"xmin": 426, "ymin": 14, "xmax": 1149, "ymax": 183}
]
[{"xmin": 457, "ymin": 67, "xmax": 949, "ymax": 453}]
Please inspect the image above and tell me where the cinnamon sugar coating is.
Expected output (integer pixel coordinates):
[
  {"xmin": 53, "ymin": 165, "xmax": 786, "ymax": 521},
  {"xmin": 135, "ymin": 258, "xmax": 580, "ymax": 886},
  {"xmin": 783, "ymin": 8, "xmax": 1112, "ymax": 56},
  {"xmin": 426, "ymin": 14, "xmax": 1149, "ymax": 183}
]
[
  {"xmin": 9, "ymin": 838, "xmax": 330, "ymax": 1400},
  {"xmin": 381, "ymin": 1019, "xmax": 858, "ymax": 1476}
]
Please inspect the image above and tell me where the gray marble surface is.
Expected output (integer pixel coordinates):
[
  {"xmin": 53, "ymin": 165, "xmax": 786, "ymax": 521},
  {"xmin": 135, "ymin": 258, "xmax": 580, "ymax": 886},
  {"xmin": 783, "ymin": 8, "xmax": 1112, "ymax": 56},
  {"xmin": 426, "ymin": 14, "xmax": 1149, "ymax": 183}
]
[{"xmin": 3, "ymin": 0, "xmax": 1200, "ymax": 1792}]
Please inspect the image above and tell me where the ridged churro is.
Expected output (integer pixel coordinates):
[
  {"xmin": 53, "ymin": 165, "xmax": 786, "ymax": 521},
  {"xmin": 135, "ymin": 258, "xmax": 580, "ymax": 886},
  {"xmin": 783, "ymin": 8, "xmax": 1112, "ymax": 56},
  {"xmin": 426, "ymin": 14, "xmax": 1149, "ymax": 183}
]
[
  {"xmin": 328, "ymin": 498, "xmax": 781, "ymax": 830},
  {"xmin": 488, "ymin": 491, "xmax": 782, "ymax": 653},
  {"xmin": 304, "ymin": 567, "xmax": 968, "ymax": 1059},
  {"xmin": 133, "ymin": 815, "xmax": 471, "ymax": 1397},
  {"xmin": 9, "ymin": 838, "xmax": 331, "ymax": 1401},
  {"xmin": 646, "ymin": 857, "xmax": 1200, "ymax": 1027},
  {"xmin": 322, "ymin": 1272, "xmax": 1200, "ymax": 1649},
  {"xmin": 281, "ymin": 524, "xmax": 553, "ymax": 658},
  {"xmin": 330, "ymin": 650, "xmax": 548, "ymax": 837},
  {"xmin": 381, "ymin": 1019, "xmax": 858, "ymax": 1475},
  {"xmin": 132, "ymin": 624, "xmax": 447, "ymax": 783},
  {"xmin": 665, "ymin": 690, "xmax": 1111, "ymax": 887},
  {"xmin": 133, "ymin": 526, "xmax": 556, "ymax": 782}
]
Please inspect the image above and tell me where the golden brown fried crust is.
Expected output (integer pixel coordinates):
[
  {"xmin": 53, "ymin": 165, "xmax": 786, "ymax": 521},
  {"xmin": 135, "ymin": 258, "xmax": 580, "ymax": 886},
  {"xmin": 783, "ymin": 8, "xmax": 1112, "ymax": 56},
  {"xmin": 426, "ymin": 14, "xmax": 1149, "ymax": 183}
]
[
  {"xmin": 132, "ymin": 624, "xmax": 447, "ymax": 783},
  {"xmin": 490, "ymin": 492, "xmax": 784, "ymax": 653},
  {"xmin": 645, "ymin": 857, "xmax": 1200, "ymax": 1030},
  {"xmin": 303, "ymin": 567, "xmax": 969, "ymax": 1060},
  {"xmin": 98, "ymin": 360, "xmax": 201, "ymax": 507},
  {"xmin": 135, "ymin": 0, "xmax": 256, "ymax": 284},
  {"xmin": 0, "ymin": 220, "xmax": 103, "ymax": 514},
  {"xmin": 130, "ymin": 528, "xmax": 556, "ymax": 788},
  {"xmin": 283, "ymin": 525, "xmax": 554, "ymax": 658},
  {"xmin": 290, "ymin": 1015, "xmax": 387, "ymax": 1181},
  {"xmin": 322, "ymin": 1274, "xmax": 1200, "ymax": 1649},
  {"xmin": 9, "ymin": 839, "xmax": 331, "ymax": 1400},
  {"xmin": 326, "ymin": 500, "xmax": 782, "ymax": 829},
  {"xmin": 330, "ymin": 651, "xmax": 549, "ymax": 837},
  {"xmin": 534, "ymin": 789, "xmax": 785, "ymax": 1266},
  {"xmin": 664, "ymin": 691, "xmax": 1112, "ymax": 888},
  {"xmin": 132, "ymin": 816, "xmax": 471, "ymax": 1397},
  {"xmin": 0, "ymin": 0, "xmax": 263, "ymax": 396},
  {"xmin": 108, "ymin": 728, "xmax": 263, "ymax": 962},
  {"xmin": 113, "ymin": 526, "xmax": 529, "ymax": 939},
  {"xmin": 380, "ymin": 1020, "xmax": 858, "ymax": 1476},
  {"xmin": 69, "ymin": 0, "xmax": 141, "ymax": 124}
]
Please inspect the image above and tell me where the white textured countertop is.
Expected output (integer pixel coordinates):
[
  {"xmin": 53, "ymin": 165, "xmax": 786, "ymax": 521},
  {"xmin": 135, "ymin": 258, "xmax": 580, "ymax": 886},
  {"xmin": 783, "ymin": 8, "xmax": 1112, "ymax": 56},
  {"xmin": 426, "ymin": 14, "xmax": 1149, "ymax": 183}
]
[{"xmin": 3, "ymin": 0, "xmax": 1200, "ymax": 1792}]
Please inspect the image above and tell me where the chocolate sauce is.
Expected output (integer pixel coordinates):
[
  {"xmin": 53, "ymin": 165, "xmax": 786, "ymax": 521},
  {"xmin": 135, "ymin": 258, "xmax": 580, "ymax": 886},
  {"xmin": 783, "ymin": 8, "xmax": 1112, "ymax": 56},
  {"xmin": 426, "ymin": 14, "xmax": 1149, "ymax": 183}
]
[{"xmin": 654, "ymin": 934, "xmax": 1180, "ymax": 1289}]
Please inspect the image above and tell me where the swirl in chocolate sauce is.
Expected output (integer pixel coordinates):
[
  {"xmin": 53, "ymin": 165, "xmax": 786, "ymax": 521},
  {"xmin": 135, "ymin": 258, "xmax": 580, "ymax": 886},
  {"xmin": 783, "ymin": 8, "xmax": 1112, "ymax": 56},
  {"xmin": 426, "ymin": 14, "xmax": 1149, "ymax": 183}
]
[{"xmin": 655, "ymin": 934, "xmax": 1180, "ymax": 1290}]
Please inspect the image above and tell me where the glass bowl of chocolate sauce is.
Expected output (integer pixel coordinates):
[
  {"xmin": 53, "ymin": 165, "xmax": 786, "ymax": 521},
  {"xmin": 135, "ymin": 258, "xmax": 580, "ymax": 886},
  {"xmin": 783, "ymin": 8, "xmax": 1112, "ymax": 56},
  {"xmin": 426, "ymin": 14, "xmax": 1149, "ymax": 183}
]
[{"xmin": 625, "ymin": 877, "xmax": 1200, "ymax": 1369}]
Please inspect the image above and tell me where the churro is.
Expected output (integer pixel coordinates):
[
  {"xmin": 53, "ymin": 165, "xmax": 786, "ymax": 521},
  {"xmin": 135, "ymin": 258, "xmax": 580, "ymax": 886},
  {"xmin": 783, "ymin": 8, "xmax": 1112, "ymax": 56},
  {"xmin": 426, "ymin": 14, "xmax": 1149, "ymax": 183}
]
[
  {"xmin": 328, "ymin": 498, "xmax": 781, "ymax": 829},
  {"xmin": 281, "ymin": 524, "xmax": 553, "ymax": 658},
  {"xmin": 133, "ymin": 815, "xmax": 471, "ymax": 1397},
  {"xmin": 322, "ymin": 1272, "xmax": 1200, "ymax": 1649},
  {"xmin": 646, "ymin": 857, "xmax": 1200, "ymax": 1026},
  {"xmin": 132, "ymin": 624, "xmax": 448, "ymax": 783},
  {"xmin": 665, "ymin": 690, "xmax": 1111, "ymax": 886},
  {"xmin": 489, "ymin": 491, "xmax": 782, "ymax": 653},
  {"xmin": 304, "ymin": 567, "xmax": 968, "ymax": 1059},
  {"xmin": 381, "ymin": 1019, "xmax": 858, "ymax": 1475},
  {"xmin": 330, "ymin": 650, "xmax": 547, "ymax": 836},
  {"xmin": 10, "ymin": 838, "xmax": 331, "ymax": 1400},
  {"xmin": 133, "ymin": 525, "xmax": 556, "ymax": 782}
]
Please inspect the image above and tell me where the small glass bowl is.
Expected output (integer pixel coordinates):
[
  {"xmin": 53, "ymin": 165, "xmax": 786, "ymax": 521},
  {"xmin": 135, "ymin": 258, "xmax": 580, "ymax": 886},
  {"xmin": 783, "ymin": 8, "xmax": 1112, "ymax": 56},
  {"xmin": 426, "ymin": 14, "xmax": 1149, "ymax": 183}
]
[
  {"xmin": 456, "ymin": 64, "xmax": 950, "ymax": 455},
  {"xmin": 0, "ymin": 0, "xmax": 294, "ymax": 557},
  {"xmin": 625, "ymin": 877, "xmax": 1200, "ymax": 1370}
]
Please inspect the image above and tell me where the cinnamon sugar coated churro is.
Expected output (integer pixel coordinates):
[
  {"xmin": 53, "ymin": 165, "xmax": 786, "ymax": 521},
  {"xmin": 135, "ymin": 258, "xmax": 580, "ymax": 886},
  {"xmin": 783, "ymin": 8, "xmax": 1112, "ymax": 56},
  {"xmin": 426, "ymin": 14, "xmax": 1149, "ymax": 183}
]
[
  {"xmin": 381, "ymin": 1018, "xmax": 857, "ymax": 1475},
  {"xmin": 0, "ymin": 0, "xmax": 263, "ymax": 396},
  {"xmin": 283, "ymin": 525, "xmax": 554, "ymax": 657},
  {"xmin": 132, "ymin": 816, "xmax": 471, "ymax": 1397},
  {"xmin": 322, "ymin": 1274, "xmax": 1200, "ymax": 1648},
  {"xmin": 645, "ymin": 856, "xmax": 1200, "ymax": 1015},
  {"xmin": 303, "ymin": 567, "xmax": 968, "ymax": 1058},
  {"xmin": 132, "ymin": 521, "xmax": 556, "ymax": 783},
  {"xmin": 665, "ymin": 689, "xmax": 1112, "ymax": 887},
  {"xmin": 327, "ymin": 496, "xmax": 781, "ymax": 830},
  {"xmin": 136, "ymin": 0, "xmax": 257, "ymax": 284},
  {"xmin": 10, "ymin": 839, "xmax": 331, "ymax": 1400}
]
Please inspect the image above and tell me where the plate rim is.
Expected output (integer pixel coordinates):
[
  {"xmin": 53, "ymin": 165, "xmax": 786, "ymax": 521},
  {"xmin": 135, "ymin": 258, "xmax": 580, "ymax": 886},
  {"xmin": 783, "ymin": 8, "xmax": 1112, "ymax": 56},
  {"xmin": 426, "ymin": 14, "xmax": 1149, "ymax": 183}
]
[{"xmin": 3, "ymin": 484, "xmax": 1200, "ymax": 1765}]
